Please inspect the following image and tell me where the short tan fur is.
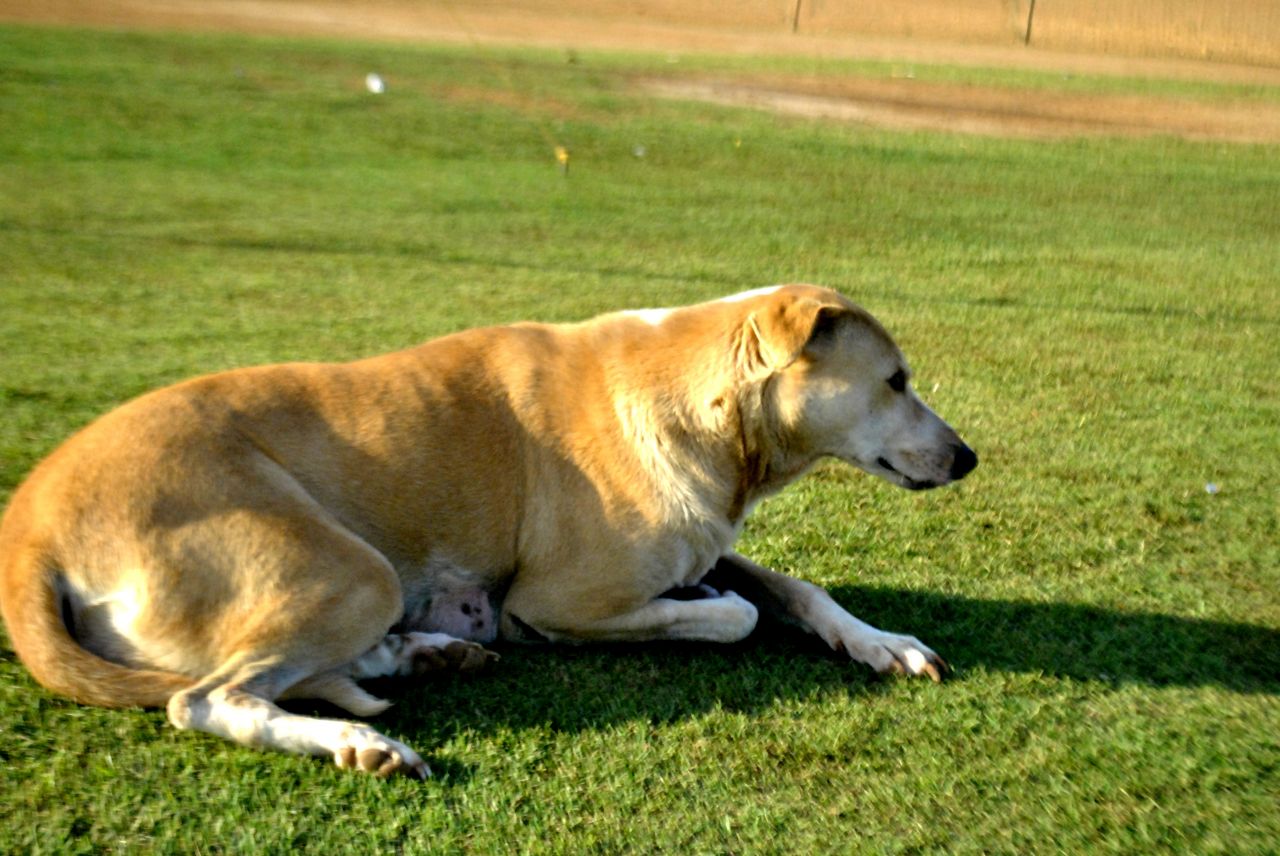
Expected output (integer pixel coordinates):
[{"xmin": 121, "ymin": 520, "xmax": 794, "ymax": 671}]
[{"xmin": 0, "ymin": 284, "xmax": 975, "ymax": 776}]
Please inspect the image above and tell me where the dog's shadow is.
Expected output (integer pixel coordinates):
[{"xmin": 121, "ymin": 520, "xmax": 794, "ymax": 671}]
[{"xmin": 372, "ymin": 586, "xmax": 1279, "ymax": 778}]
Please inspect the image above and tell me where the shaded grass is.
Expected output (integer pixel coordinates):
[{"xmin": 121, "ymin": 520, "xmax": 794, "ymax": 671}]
[{"xmin": 1, "ymin": 25, "xmax": 1278, "ymax": 854}]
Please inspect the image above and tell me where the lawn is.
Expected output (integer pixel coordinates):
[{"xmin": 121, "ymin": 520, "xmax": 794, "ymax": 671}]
[{"xmin": 0, "ymin": 24, "xmax": 1277, "ymax": 854}]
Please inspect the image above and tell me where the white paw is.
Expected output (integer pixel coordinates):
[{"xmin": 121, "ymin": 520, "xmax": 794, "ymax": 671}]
[
  {"xmin": 334, "ymin": 724, "xmax": 430, "ymax": 779},
  {"xmin": 857, "ymin": 631, "xmax": 949, "ymax": 682},
  {"xmin": 705, "ymin": 590, "xmax": 759, "ymax": 642},
  {"xmin": 814, "ymin": 605, "xmax": 949, "ymax": 681}
]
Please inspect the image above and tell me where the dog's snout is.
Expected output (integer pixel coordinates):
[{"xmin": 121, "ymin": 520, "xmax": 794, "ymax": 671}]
[{"xmin": 949, "ymin": 444, "xmax": 978, "ymax": 481}]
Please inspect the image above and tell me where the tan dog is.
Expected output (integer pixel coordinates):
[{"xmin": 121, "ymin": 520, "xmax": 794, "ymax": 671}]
[{"xmin": 0, "ymin": 284, "xmax": 976, "ymax": 777}]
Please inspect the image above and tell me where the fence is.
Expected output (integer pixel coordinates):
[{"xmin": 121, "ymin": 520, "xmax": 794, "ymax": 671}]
[{"xmin": 466, "ymin": 1, "xmax": 1280, "ymax": 66}]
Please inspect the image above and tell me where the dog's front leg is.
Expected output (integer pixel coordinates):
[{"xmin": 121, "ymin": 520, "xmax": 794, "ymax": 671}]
[
  {"xmin": 704, "ymin": 553, "xmax": 948, "ymax": 682},
  {"xmin": 502, "ymin": 586, "xmax": 760, "ymax": 645}
]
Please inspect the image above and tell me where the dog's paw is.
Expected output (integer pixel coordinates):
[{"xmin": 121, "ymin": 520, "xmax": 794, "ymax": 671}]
[
  {"xmin": 870, "ymin": 632, "xmax": 950, "ymax": 682},
  {"xmin": 829, "ymin": 628, "xmax": 949, "ymax": 682},
  {"xmin": 402, "ymin": 632, "xmax": 499, "ymax": 676},
  {"xmin": 711, "ymin": 590, "xmax": 760, "ymax": 642},
  {"xmin": 334, "ymin": 726, "xmax": 430, "ymax": 779}
]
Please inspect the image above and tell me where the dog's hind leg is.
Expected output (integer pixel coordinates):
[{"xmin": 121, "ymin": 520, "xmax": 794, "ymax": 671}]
[
  {"xmin": 167, "ymin": 654, "xmax": 430, "ymax": 778},
  {"xmin": 201, "ymin": 631, "xmax": 499, "ymax": 774},
  {"xmin": 155, "ymin": 466, "xmax": 442, "ymax": 777},
  {"xmin": 165, "ymin": 625, "xmax": 447, "ymax": 777},
  {"xmin": 283, "ymin": 631, "xmax": 498, "ymax": 716},
  {"xmin": 282, "ymin": 672, "xmax": 393, "ymax": 718}
]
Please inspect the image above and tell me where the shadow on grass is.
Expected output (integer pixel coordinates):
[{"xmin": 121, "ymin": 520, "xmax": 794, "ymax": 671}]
[
  {"xmin": 4, "ymin": 586, "xmax": 1274, "ymax": 784},
  {"xmin": 830, "ymin": 586, "xmax": 1279, "ymax": 693},
  {"xmin": 378, "ymin": 586, "xmax": 1278, "ymax": 750}
]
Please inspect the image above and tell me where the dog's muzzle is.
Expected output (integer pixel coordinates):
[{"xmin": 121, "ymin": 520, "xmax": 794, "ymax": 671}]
[{"xmin": 877, "ymin": 442, "xmax": 977, "ymax": 490}]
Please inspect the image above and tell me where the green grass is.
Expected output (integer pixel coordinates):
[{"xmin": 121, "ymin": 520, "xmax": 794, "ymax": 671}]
[{"xmin": 2, "ymin": 24, "xmax": 1279, "ymax": 854}]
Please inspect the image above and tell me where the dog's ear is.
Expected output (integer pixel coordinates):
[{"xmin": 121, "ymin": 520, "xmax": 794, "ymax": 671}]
[{"xmin": 744, "ymin": 298, "xmax": 848, "ymax": 374}]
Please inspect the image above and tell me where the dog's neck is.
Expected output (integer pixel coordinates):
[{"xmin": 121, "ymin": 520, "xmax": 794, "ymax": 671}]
[
  {"xmin": 608, "ymin": 320, "xmax": 816, "ymax": 531},
  {"xmin": 725, "ymin": 375, "xmax": 818, "ymax": 521}
]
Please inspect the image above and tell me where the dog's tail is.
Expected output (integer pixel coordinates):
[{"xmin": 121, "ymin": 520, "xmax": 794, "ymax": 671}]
[{"xmin": 1, "ymin": 540, "xmax": 193, "ymax": 709}]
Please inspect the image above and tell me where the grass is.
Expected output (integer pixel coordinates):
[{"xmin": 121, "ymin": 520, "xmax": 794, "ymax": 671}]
[{"xmin": 1, "ymin": 24, "xmax": 1278, "ymax": 854}]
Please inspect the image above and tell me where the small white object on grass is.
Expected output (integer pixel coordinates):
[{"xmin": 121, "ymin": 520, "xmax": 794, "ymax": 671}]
[
  {"xmin": 1205, "ymin": 482, "xmax": 1220, "ymax": 495},
  {"xmin": 632, "ymin": 144, "xmax": 647, "ymax": 159},
  {"xmin": 365, "ymin": 73, "xmax": 385, "ymax": 94}
]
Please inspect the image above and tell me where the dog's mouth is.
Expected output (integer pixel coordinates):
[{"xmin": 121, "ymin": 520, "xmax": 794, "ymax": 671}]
[{"xmin": 875, "ymin": 456, "xmax": 939, "ymax": 491}]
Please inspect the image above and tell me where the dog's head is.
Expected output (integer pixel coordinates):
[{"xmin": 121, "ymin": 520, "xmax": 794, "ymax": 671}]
[{"xmin": 741, "ymin": 285, "xmax": 977, "ymax": 491}]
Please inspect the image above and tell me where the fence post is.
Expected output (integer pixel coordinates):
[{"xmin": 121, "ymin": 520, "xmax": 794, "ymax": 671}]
[{"xmin": 1024, "ymin": 0, "xmax": 1037, "ymax": 45}]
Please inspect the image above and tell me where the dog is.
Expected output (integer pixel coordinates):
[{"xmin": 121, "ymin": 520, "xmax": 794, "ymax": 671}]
[{"xmin": 0, "ymin": 284, "xmax": 976, "ymax": 778}]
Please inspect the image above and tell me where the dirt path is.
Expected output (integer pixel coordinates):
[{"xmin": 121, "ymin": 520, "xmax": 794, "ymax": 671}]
[
  {"xmin": 644, "ymin": 77, "xmax": 1280, "ymax": 143},
  {"xmin": 5, "ymin": 0, "xmax": 1280, "ymax": 142}
]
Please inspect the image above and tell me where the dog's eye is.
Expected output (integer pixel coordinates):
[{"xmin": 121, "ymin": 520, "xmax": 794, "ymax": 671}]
[{"xmin": 887, "ymin": 370, "xmax": 907, "ymax": 393}]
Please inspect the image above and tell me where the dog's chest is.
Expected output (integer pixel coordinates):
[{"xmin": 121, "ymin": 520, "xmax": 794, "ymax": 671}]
[{"xmin": 662, "ymin": 516, "xmax": 741, "ymax": 589}]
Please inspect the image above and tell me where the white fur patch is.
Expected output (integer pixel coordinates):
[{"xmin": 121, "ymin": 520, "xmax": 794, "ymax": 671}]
[
  {"xmin": 718, "ymin": 285, "xmax": 783, "ymax": 304},
  {"xmin": 621, "ymin": 307, "xmax": 673, "ymax": 326},
  {"xmin": 94, "ymin": 588, "xmax": 144, "ymax": 638},
  {"xmin": 67, "ymin": 580, "xmax": 149, "ymax": 668},
  {"xmin": 902, "ymin": 647, "xmax": 929, "ymax": 674}
]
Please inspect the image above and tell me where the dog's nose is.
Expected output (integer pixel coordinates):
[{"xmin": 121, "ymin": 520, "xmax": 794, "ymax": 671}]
[{"xmin": 950, "ymin": 444, "xmax": 978, "ymax": 480}]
